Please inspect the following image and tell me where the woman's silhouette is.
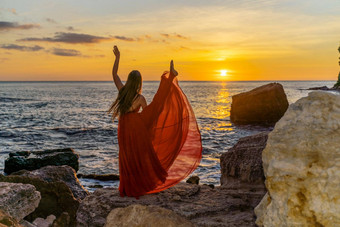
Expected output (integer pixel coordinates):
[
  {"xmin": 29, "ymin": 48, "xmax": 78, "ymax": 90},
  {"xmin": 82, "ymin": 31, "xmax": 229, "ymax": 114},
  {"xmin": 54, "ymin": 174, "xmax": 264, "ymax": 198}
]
[{"xmin": 108, "ymin": 46, "xmax": 202, "ymax": 198}]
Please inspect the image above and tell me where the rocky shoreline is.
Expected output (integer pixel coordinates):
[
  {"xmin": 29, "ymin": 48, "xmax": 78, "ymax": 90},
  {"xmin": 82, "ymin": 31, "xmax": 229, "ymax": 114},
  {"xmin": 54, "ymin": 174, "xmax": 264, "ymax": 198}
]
[
  {"xmin": 1, "ymin": 129, "xmax": 269, "ymax": 227},
  {"xmin": 1, "ymin": 85, "xmax": 339, "ymax": 226}
]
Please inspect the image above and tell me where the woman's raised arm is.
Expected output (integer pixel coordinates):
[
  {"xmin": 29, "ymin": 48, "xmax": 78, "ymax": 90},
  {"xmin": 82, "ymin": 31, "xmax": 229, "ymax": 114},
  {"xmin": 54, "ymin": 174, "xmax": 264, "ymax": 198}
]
[
  {"xmin": 169, "ymin": 60, "xmax": 178, "ymax": 80},
  {"xmin": 112, "ymin": 45, "xmax": 124, "ymax": 90}
]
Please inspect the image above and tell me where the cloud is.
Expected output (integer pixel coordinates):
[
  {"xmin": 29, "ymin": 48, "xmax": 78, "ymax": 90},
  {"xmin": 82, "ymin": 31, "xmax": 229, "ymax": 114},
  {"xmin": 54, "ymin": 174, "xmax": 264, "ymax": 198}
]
[
  {"xmin": 161, "ymin": 33, "xmax": 188, "ymax": 39},
  {"xmin": 0, "ymin": 44, "xmax": 44, "ymax": 51},
  {"xmin": 112, "ymin": 35, "xmax": 136, "ymax": 42},
  {"xmin": 46, "ymin": 18, "xmax": 57, "ymax": 23},
  {"xmin": 18, "ymin": 32, "xmax": 112, "ymax": 44},
  {"xmin": 52, "ymin": 48, "xmax": 81, "ymax": 56},
  {"xmin": 0, "ymin": 21, "xmax": 40, "ymax": 31},
  {"xmin": 67, "ymin": 26, "xmax": 75, "ymax": 31}
]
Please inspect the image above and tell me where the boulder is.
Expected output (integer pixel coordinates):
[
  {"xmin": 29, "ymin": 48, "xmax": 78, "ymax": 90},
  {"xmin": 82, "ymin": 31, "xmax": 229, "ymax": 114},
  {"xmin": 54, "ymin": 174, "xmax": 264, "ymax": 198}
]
[
  {"xmin": 185, "ymin": 175, "xmax": 199, "ymax": 185},
  {"xmin": 0, "ymin": 209, "xmax": 23, "ymax": 227},
  {"xmin": 220, "ymin": 132, "xmax": 268, "ymax": 193},
  {"xmin": 10, "ymin": 165, "xmax": 88, "ymax": 200},
  {"xmin": 255, "ymin": 91, "xmax": 340, "ymax": 226},
  {"xmin": 4, "ymin": 148, "xmax": 79, "ymax": 174},
  {"xmin": 0, "ymin": 165, "xmax": 88, "ymax": 226},
  {"xmin": 104, "ymin": 204, "xmax": 194, "ymax": 227},
  {"xmin": 77, "ymin": 183, "xmax": 261, "ymax": 227},
  {"xmin": 230, "ymin": 83, "xmax": 289, "ymax": 125},
  {"xmin": 0, "ymin": 182, "xmax": 41, "ymax": 221}
]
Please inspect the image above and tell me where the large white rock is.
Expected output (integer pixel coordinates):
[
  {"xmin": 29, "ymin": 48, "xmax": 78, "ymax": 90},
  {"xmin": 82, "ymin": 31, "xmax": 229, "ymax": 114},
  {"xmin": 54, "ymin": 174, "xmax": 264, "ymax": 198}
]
[
  {"xmin": 255, "ymin": 91, "xmax": 340, "ymax": 227},
  {"xmin": 0, "ymin": 182, "xmax": 41, "ymax": 221}
]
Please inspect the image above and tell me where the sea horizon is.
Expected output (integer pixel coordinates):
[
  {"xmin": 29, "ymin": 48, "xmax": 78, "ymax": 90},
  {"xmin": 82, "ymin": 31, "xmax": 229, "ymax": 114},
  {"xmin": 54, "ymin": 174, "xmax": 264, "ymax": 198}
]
[{"xmin": 0, "ymin": 80, "xmax": 336, "ymax": 83}]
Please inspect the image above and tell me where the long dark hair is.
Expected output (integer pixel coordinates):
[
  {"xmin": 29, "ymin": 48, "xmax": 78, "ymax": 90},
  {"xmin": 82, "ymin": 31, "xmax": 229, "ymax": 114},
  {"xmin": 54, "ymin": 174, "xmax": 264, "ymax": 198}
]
[{"xmin": 108, "ymin": 70, "xmax": 142, "ymax": 120}]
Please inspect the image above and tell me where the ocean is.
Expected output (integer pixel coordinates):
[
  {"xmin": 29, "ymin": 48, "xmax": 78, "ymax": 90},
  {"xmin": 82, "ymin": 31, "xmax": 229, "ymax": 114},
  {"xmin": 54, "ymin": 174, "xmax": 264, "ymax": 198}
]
[{"xmin": 0, "ymin": 80, "xmax": 335, "ymax": 191}]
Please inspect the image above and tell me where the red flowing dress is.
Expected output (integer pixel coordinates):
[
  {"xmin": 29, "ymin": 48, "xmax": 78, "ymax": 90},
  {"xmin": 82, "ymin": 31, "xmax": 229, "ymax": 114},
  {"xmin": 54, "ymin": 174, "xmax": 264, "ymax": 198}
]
[{"xmin": 118, "ymin": 72, "xmax": 202, "ymax": 197}]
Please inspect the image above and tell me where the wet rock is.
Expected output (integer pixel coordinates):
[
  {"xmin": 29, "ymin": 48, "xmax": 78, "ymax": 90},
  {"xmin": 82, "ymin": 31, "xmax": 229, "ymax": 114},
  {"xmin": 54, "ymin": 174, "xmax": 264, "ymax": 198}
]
[
  {"xmin": 0, "ymin": 165, "xmax": 88, "ymax": 226},
  {"xmin": 185, "ymin": 175, "xmax": 199, "ymax": 185},
  {"xmin": 88, "ymin": 185, "xmax": 103, "ymax": 189},
  {"xmin": 77, "ymin": 173, "xmax": 119, "ymax": 181},
  {"xmin": 0, "ymin": 209, "xmax": 24, "ymax": 227},
  {"xmin": 255, "ymin": 91, "xmax": 340, "ymax": 226},
  {"xmin": 220, "ymin": 132, "xmax": 268, "ymax": 194},
  {"xmin": 104, "ymin": 204, "xmax": 194, "ymax": 227},
  {"xmin": 0, "ymin": 182, "xmax": 41, "ymax": 221},
  {"xmin": 77, "ymin": 183, "xmax": 261, "ymax": 227},
  {"xmin": 5, "ymin": 148, "xmax": 79, "ymax": 174},
  {"xmin": 306, "ymin": 85, "xmax": 329, "ymax": 90},
  {"xmin": 230, "ymin": 83, "xmax": 289, "ymax": 125}
]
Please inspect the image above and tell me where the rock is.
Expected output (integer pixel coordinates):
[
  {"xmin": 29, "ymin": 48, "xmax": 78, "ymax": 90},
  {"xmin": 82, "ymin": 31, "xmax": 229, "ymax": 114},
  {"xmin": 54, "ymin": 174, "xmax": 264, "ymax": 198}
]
[
  {"xmin": 77, "ymin": 173, "xmax": 119, "ymax": 181},
  {"xmin": 77, "ymin": 183, "xmax": 261, "ymax": 227},
  {"xmin": 104, "ymin": 204, "xmax": 194, "ymax": 227},
  {"xmin": 10, "ymin": 165, "xmax": 88, "ymax": 200},
  {"xmin": 0, "ymin": 165, "xmax": 88, "ymax": 226},
  {"xmin": 19, "ymin": 220, "xmax": 36, "ymax": 227},
  {"xmin": 220, "ymin": 132, "xmax": 268, "ymax": 193},
  {"xmin": 32, "ymin": 215, "xmax": 56, "ymax": 227},
  {"xmin": 203, "ymin": 184, "xmax": 215, "ymax": 189},
  {"xmin": 230, "ymin": 83, "xmax": 289, "ymax": 125},
  {"xmin": 185, "ymin": 175, "xmax": 199, "ymax": 185},
  {"xmin": 255, "ymin": 91, "xmax": 340, "ymax": 226},
  {"xmin": 51, "ymin": 212, "xmax": 70, "ymax": 227},
  {"xmin": 4, "ymin": 148, "xmax": 79, "ymax": 174},
  {"xmin": 0, "ymin": 209, "xmax": 24, "ymax": 227},
  {"xmin": 0, "ymin": 182, "xmax": 41, "ymax": 221},
  {"xmin": 306, "ymin": 86, "xmax": 329, "ymax": 90}
]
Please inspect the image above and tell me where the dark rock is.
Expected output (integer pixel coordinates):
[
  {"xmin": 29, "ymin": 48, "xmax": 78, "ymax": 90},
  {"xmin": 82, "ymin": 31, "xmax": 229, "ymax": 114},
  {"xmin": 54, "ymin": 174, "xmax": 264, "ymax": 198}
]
[
  {"xmin": 88, "ymin": 185, "xmax": 103, "ymax": 189},
  {"xmin": 203, "ymin": 184, "xmax": 215, "ymax": 189},
  {"xmin": 185, "ymin": 175, "xmax": 199, "ymax": 185},
  {"xmin": 5, "ymin": 148, "xmax": 79, "ymax": 174},
  {"xmin": 230, "ymin": 83, "xmax": 289, "ymax": 126},
  {"xmin": 0, "ymin": 165, "xmax": 88, "ymax": 227},
  {"xmin": 306, "ymin": 86, "xmax": 329, "ymax": 90},
  {"xmin": 220, "ymin": 132, "xmax": 269, "ymax": 195},
  {"xmin": 77, "ymin": 173, "xmax": 119, "ymax": 181},
  {"xmin": 9, "ymin": 151, "xmax": 30, "ymax": 157},
  {"xmin": 76, "ymin": 183, "xmax": 262, "ymax": 227}
]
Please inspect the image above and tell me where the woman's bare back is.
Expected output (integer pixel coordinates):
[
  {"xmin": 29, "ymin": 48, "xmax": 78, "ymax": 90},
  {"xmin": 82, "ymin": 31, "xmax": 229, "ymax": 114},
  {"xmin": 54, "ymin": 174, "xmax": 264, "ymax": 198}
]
[{"xmin": 128, "ymin": 94, "xmax": 147, "ymax": 112}]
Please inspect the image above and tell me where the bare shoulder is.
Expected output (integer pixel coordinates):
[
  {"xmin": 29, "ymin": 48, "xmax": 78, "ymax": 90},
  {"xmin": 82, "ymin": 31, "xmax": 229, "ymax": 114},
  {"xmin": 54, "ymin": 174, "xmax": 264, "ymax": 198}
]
[{"xmin": 137, "ymin": 94, "xmax": 147, "ymax": 108}]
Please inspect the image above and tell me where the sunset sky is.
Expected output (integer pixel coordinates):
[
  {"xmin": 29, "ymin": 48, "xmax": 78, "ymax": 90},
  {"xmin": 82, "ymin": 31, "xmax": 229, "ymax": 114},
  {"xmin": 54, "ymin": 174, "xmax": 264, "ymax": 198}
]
[{"xmin": 0, "ymin": 0, "xmax": 339, "ymax": 81}]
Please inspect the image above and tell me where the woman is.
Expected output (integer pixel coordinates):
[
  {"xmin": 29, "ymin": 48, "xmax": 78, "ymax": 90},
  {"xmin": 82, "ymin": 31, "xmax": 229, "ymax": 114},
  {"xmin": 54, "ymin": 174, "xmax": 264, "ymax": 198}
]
[{"xmin": 108, "ymin": 45, "xmax": 202, "ymax": 198}]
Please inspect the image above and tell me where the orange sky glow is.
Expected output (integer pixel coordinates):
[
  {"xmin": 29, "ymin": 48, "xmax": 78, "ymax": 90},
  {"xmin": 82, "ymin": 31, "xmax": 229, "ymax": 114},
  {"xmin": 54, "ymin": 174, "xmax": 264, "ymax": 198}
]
[{"xmin": 0, "ymin": 0, "xmax": 339, "ymax": 81}]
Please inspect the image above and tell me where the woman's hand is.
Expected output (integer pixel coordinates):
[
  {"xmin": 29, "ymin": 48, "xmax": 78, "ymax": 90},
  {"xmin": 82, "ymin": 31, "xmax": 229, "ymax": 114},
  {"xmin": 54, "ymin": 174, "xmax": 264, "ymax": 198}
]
[
  {"xmin": 170, "ymin": 60, "xmax": 178, "ymax": 77},
  {"xmin": 113, "ymin": 45, "xmax": 120, "ymax": 58}
]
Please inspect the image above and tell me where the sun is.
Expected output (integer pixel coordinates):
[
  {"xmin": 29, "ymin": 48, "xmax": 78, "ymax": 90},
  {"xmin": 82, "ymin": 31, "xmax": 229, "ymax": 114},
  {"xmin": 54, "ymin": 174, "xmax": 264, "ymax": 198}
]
[{"xmin": 220, "ymin": 70, "xmax": 228, "ymax": 77}]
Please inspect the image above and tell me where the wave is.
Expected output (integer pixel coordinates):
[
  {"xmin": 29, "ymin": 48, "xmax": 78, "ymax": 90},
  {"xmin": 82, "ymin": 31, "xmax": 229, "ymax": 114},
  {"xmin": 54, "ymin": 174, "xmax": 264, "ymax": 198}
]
[
  {"xmin": 51, "ymin": 127, "xmax": 116, "ymax": 136},
  {"xmin": 0, "ymin": 97, "xmax": 35, "ymax": 102}
]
